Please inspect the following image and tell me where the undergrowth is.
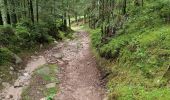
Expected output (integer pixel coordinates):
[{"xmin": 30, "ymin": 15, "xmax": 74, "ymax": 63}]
[
  {"xmin": 0, "ymin": 20, "xmax": 73, "ymax": 89},
  {"xmin": 86, "ymin": 0, "xmax": 170, "ymax": 99}
]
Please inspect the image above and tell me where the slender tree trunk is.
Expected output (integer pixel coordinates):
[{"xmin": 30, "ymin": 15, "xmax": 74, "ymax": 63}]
[
  {"xmin": 123, "ymin": 0, "xmax": 127, "ymax": 15},
  {"xmin": 75, "ymin": 13, "xmax": 78, "ymax": 25},
  {"xmin": 0, "ymin": 12, "xmax": 3, "ymax": 25},
  {"xmin": 0, "ymin": 0, "xmax": 8, "ymax": 26},
  {"xmin": 63, "ymin": 12, "xmax": 67, "ymax": 28},
  {"xmin": 29, "ymin": 0, "xmax": 34, "ymax": 23},
  {"xmin": 84, "ymin": 14, "xmax": 86, "ymax": 23},
  {"xmin": 8, "ymin": 0, "xmax": 17, "ymax": 26},
  {"xmin": 68, "ymin": 14, "xmax": 71, "ymax": 27},
  {"xmin": 141, "ymin": 0, "xmax": 144, "ymax": 6},
  {"xmin": 35, "ymin": 0, "xmax": 39, "ymax": 23},
  {"xmin": 5, "ymin": 0, "xmax": 11, "ymax": 24},
  {"xmin": 22, "ymin": 0, "xmax": 27, "ymax": 19},
  {"xmin": 134, "ymin": 0, "xmax": 140, "ymax": 6}
]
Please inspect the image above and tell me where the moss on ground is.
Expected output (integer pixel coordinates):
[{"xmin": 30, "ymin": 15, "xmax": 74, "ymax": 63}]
[
  {"xmin": 85, "ymin": 24, "xmax": 170, "ymax": 99},
  {"xmin": 21, "ymin": 64, "xmax": 59, "ymax": 100}
]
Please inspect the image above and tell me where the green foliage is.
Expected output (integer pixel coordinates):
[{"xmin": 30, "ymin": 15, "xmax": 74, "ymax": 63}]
[
  {"xmin": 90, "ymin": 29, "xmax": 102, "ymax": 48},
  {"xmin": 0, "ymin": 19, "xmax": 72, "ymax": 91},
  {"xmin": 0, "ymin": 48, "xmax": 13, "ymax": 65},
  {"xmin": 89, "ymin": 0, "xmax": 170, "ymax": 99},
  {"xmin": 108, "ymin": 84, "xmax": 170, "ymax": 100},
  {"xmin": 16, "ymin": 21, "xmax": 55, "ymax": 46},
  {"xmin": 21, "ymin": 64, "xmax": 59, "ymax": 100}
]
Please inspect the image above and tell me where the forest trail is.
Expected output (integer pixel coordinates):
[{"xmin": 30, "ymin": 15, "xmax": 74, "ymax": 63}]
[
  {"xmin": 54, "ymin": 29, "xmax": 105, "ymax": 100},
  {"xmin": 0, "ymin": 29, "xmax": 105, "ymax": 100}
]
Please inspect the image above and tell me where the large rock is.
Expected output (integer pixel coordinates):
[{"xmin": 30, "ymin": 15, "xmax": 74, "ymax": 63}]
[{"xmin": 13, "ymin": 54, "xmax": 22, "ymax": 64}]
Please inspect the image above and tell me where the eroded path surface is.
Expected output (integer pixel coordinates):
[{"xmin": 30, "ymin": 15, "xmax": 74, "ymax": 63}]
[
  {"xmin": 0, "ymin": 30, "xmax": 105, "ymax": 100},
  {"xmin": 54, "ymin": 30, "xmax": 105, "ymax": 100}
]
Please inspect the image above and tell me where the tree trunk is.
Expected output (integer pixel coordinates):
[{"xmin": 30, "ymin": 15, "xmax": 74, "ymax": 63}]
[
  {"xmin": 0, "ymin": 0, "xmax": 8, "ymax": 26},
  {"xmin": 141, "ymin": 0, "xmax": 144, "ymax": 6},
  {"xmin": 68, "ymin": 14, "xmax": 71, "ymax": 27},
  {"xmin": 122, "ymin": 0, "xmax": 127, "ymax": 15},
  {"xmin": 35, "ymin": 0, "xmax": 39, "ymax": 23},
  {"xmin": 84, "ymin": 14, "xmax": 86, "ymax": 23},
  {"xmin": 75, "ymin": 13, "xmax": 78, "ymax": 25},
  {"xmin": 8, "ymin": 0, "xmax": 17, "ymax": 26},
  {"xmin": 0, "ymin": 12, "xmax": 3, "ymax": 25},
  {"xmin": 63, "ymin": 12, "xmax": 67, "ymax": 28},
  {"xmin": 29, "ymin": 0, "xmax": 34, "ymax": 23}
]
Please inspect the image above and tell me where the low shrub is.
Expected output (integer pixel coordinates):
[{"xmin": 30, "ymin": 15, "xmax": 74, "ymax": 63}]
[{"xmin": 0, "ymin": 48, "xmax": 13, "ymax": 65}]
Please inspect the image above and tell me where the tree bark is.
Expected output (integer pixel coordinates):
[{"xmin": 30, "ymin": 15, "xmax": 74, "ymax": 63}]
[
  {"xmin": 68, "ymin": 14, "xmax": 71, "ymax": 27},
  {"xmin": 0, "ymin": 0, "xmax": 8, "ymax": 26},
  {"xmin": 29, "ymin": 0, "xmax": 34, "ymax": 23},
  {"xmin": 0, "ymin": 12, "xmax": 3, "ymax": 25},
  {"xmin": 75, "ymin": 13, "xmax": 78, "ymax": 25},
  {"xmin": 35, "ymin": 0, "xmax": 39, "ymax": 23},
  {"xmin": 8, "ymin": 0, "xmax": 17, "ymax": 26},
  {"xmin": 122, "ymin": 0, "xmax": 127, "ymax": 15},
  {"xmin": 63, "ymin": 12, "xmax": 67, "ymax": 28}
]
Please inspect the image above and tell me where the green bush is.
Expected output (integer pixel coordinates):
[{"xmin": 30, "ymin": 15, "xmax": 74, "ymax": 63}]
[
  {"xmin": 0, "ymin": 48, "xmax": 13, "ymax": 65},
  {"xmin": 15, "ymin": 21, "xmax": 57, "ymax": 49}
]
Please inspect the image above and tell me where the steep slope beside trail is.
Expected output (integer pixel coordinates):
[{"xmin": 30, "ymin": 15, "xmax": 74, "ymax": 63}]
[{"xmin": 53, "ymin": 30, "xmax": 105, "ymax": 100}]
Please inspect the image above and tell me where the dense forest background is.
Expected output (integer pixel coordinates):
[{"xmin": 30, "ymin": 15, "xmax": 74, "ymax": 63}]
[{"xmin": 0, "ymin": 0, "xmax": 170, "ymax": 99}]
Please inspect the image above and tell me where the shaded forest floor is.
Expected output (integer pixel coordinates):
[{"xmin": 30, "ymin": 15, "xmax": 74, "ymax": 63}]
[{"xmin": 0, "ymin": 28, "xmax": 106, "ymax": 100}]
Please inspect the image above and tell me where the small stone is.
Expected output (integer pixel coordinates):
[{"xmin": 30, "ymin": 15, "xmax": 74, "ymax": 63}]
[
  {"xmin": 2, "ymin": 82, "xmax": 10, "ymax": 88},
  {"xmin": 54, "ymin": 53, "xmax": 63, "ymax": 59},
  {"xmin": 14, "ymin": 81, "xmax": 23, "ymax": 88},
  {"xmin": 57, "ymin": 60, "xmax": 65, "ymax": 65},
  {"xmin": 6, "ymin": 95, "xmax": 13, "ymax": 99},
  {"xmin": 9, "ymin": 71, "xmax": 13, "ymax": 75},
  {"xmin": 35, "ymin": 51, "xmax": 38, "ymax": 55},
  {"xmin": 54, "ymin": 41, "xmax": 58, "ymax": 44},
  {"xmin": 10, "ymin": 67, "xmax": 14, "ymax": 71},
  {"xmin": 40, "ymin": 98, "xmax": 46, "ymax": 100},
  {"xmin": 87, "ymin": 62, "xmax": 90, "ymax": 65},
  {"xmin": 40, "ymin": 44, "xmax": 43, "ymax": 48},
  {"xmin": 23, "ymin": 72, "xmax": 29, "ymax": 77},
  {"xmin": 37, "ymin": 91, "xmax": 40, "ymax": 94},
  {"xmin": 45, "ymin": 83, "xmax": 56, "ymax": 88}
]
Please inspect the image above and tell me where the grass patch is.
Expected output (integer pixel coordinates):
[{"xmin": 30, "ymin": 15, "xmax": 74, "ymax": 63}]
[
  {"xmin": 21, "ymin": 64, "xmax": 59, "ymax": 100},
  {"xmin": 86, "ymin": 24, "xmax": 170, "ymax": 99}
]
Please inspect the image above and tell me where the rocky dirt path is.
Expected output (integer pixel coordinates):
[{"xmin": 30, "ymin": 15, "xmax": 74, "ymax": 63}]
[
  {"xmin": 0, "ymin": 30, "xmax": 105, "ymax": 100},
  {"xmin": 54, "ymin": 30, "xmax": 105, "ymax": 100}
]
